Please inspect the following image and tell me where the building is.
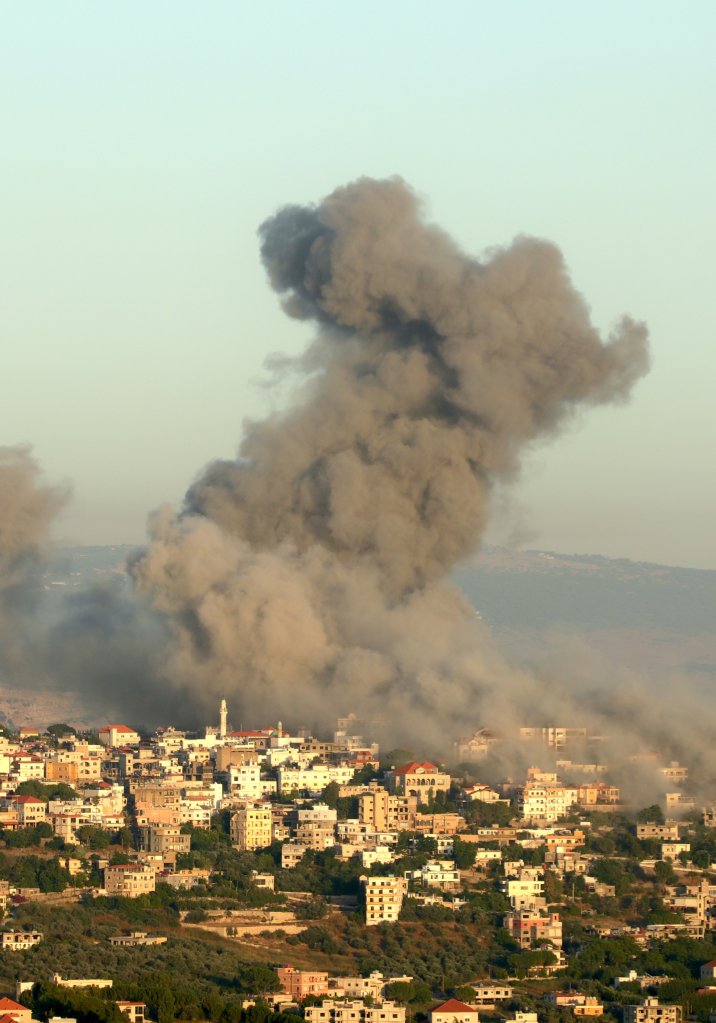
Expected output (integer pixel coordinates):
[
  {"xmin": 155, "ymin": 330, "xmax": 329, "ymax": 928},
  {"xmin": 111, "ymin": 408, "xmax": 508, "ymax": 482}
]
[
  {"xmin": 10, "ymin": 796, "xmax": 47, "ymax": 826},
  {"xmin": 408, "ymin": 860, "xmax": 461, "ymax": 892},
  {"xmin": 0, "ymin": 998, "xmax": 33, "ymax": 1023},
  {"xmin": 518, "ymin": 783, "xmax": 579, "ymax": 824},
  {"xmin": 387, "ymin": 763, "xmax": 451, "ymax": 805},
  {"xmin": 139, "ymin": 824, "xmax": 191, "ymax": 856},
  {"xmin": 622, "ymin": 1000, "xmax": 682, "ymax": 1023},
  {"xmin": 547, "ymin": 994, "xmax": 602, "ymax": 1014},
  {"xmin": 637, "ymin": 824, "xmax": 680, "ymax": 841},
  {"xmin": 109, "ymin": 932, "xmax": 167, "ymax": 947},
  {"xmin": 470, "ymin": 986, "xmax": 513, "ymax": 1007},
  {"xmin": 98, "ymin": 726, "xmax": 142, "ymax": 748},
  {"xmin": 429, "ymin": 999, "xmax": 480, "ymax": 1023},
  {"xmin": 282, "ymin": 844, "xmax": 306, "ymax": 869},
  {"xmin": 295, "ymin": 804, "xmax": 338, "ymax": 851},
  {"xmin": 116, "ymin": 1004, "xmax": 146, "ymax": 1023},
  {"xmin": 305, "ymin": 1001, "xmax": 405, "ymax": 1023},
  {"xmin": 358, "ymin": 786, "xmax": 417, "ymax": 832},
  {"xmin": 103, "ymin": 863, "xmax": 155, "ymax": 898},
  {"xmin": 230, "ymin": 805, "xmax": 272, "ymax": 851},
  {"xmin": 701, "ymin": 961, "xmax": 716, "ymax": 981},
  {"xmin": 363, "ymin": 875, "xmax": 407, "ymax": 926},
  {"xmin": 277, "ymin": 967, "xmax": 330, "ymax": 1000},
  {"xmin": 504, "ymin": 910, "xmax": 563, "ymax": 950},
  {"xmin": 0, "ymin": 930, "xmax": 43, "ymax": 951}
]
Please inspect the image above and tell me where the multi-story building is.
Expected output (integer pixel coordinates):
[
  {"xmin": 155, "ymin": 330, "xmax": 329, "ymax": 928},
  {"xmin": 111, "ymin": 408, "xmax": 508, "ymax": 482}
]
[
  {"xmin": 663, "ymin": 880, "xmax": 709, "ymax": 936},
  {"xmin": 470, "ymin": 987, "xmax": 513, "ymax": 1008},
  {"xmin": 305, "ymin": 1001, "xmax": 405, "ymax": 1023},
  {"xmin": 295, "ymin": 804, "xmax": 338, "ymax": 851},
  {"xmin": 10, "ymin": 796, "xmax": 47, "ymax": 826},
  {"xmin": 622, "ymin": 999, "xmax": 682, "ymax": 1023},
  {"xmin": 408, "ymin": 860, "xmax": 461, "ymax": 893},
  {"xmin": 103, "ymin": 863, "xmax": 155, "ymax": 898},
  {"xmin": 98, "ymin": 726, "xmax": 142, "ymax": 748},
  {"xmin": 138, "ymin": 824, "xmax": 191, "ymax": 856},
  {"xmin": 358, "ymin": 785, "xmax": 417, "ymax": 832},
  {"xmin": 501, "ymin": 868, "xmax": 545, "ymax": 909},
  {"xmin": 0, "ymin": 930, "xmax": 43, "ymax": 951},
  {"xmin": 386, "ymin": 763, "xmax": 451, "ymax": 805},
  {"xmin": 519, "ymin": 728, "xmax": 588, "ymax": 751},
  {"xmin": 504, "ymin": 910, "xmax": 563, "ymax": 950},
  {"xmin": 362, "ymin": 875, "xmax": 407, "ymax": 926},
  {"xmin": 278, "ymin": 764, "xmax": 354, "ymax": 795},
  {"xmin": 277, "ymin": 967, "xmax": 330, "ymax": 1000},
  {"xmin": 230, "ymin": 805, "xmax": 272, "ymax": 851},
  {"xmin": 518, "ymin": 783, "xmax": 579, "ymax": 824}
]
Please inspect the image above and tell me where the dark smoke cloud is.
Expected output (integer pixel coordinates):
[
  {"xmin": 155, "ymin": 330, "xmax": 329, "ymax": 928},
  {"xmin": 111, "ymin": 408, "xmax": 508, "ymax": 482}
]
[{"xmin": 127, "ymin": 176, "xmax": 650, "ymax": 744}]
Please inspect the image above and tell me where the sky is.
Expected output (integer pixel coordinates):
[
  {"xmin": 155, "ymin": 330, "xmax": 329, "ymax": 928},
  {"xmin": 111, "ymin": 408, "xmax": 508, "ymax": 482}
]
[{"xmin": 1, "ymin": 1, "xmax": 714, "ymax": 569}]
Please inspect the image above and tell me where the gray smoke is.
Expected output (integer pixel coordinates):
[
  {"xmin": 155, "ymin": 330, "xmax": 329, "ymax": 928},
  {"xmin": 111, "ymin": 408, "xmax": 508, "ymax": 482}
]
[
  {"xmin": 0, "ymin": 446, "xmax": 69, "ymax": 678},
  {"xmin": 128, "ymin": 176, "xmax": 651, "ymax": 744}
]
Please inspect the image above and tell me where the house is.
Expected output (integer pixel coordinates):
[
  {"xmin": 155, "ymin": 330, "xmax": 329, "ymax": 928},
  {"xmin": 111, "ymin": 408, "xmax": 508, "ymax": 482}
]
[
  {"xmin": 387, "ymin": 763, "xmax": 451, "ymax": 805},
  {"xmin": 116, "ymin": 1003, "xmax": 146, "ymax": 1023},
  {"xmin": 0, "ymin": 930, "xmax": 43, "ymax": 950},
  {"xmin": 98, "ymin": 726, "xmax": 141, "ymax": 749},
  {"xmin": 429, "ymin": 999, "xmax": 480, "ymax": 1023},
  {"xmin": 0, "ymin": 998, "xmax": 33, "ymax": 1023},
  {"xmin": 10, "ymin": 797, "xmax": 47, "ymax": 827},
  {"xmin": 701, "ymin": 962, "xmax": 716, "ymax": 981}
]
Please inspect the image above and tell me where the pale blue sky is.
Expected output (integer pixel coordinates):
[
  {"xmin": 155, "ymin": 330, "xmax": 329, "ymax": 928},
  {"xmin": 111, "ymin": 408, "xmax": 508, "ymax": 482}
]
[{"xmin": 1, "ymin": 1, "xmax": 714, "ymax": 568}]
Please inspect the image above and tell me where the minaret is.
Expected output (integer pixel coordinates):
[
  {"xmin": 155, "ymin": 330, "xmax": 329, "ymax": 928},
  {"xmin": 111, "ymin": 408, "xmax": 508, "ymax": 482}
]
[{"xmin": 219, "ymin": 699, "xmax": 227, "ymax": 739}]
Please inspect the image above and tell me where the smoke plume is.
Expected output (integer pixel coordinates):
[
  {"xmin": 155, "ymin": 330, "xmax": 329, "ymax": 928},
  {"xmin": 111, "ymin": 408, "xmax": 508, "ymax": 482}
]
[
  {"xmin": 0, "ymin": 446, "xmax": 69, "ymax": 677},
  {"xmin": 127, "ymin": 176, "xmax": 650, "ymax": 741}
]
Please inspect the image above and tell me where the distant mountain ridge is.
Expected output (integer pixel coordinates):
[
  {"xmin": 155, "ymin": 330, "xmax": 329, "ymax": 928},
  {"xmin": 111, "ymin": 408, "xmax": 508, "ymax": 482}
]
[{"xmin": 454, "ymin": 546, "xmax": 716, "ymax": 634}]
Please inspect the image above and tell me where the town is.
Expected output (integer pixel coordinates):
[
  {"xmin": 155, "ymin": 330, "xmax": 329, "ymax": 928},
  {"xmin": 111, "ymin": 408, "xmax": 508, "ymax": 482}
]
[{"xmin": 0, "ymin": 703, "xmax": 715, "ymax": 1023}]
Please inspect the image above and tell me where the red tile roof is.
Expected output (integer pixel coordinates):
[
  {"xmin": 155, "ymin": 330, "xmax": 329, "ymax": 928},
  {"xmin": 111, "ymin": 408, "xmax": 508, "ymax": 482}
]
[
  {"xmin": 393, "ymin": 761, "xmax": 438, "ymax": 775},
  {"xmin": 431, "ymin": 999, "xmax": 476, "ymax": 1014},
  {"xmin": 0, "ymin": 998, "xmax": 29, "ymax": 1012},
  {"xmin": 99, "ymin": 725, "xmax": 137, "ymax": 733}
]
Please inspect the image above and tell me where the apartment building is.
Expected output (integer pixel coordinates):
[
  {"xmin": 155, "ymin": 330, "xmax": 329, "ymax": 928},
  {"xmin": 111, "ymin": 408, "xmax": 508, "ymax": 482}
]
[
  {"xmin": 103, "ymin": 863, "xmax": 156, "ymax": 898},
  {"xmin": 138, "ymin": 824, "xmax": 191, "ymax": 856},
  {"xmin": 296, "ymin": 804, "xmax": 338, "ymax": 851},
  {"xmin": 230, "ymin": 804, "xmax": 272, "ymax": 851},
  {"xmin": 504, "ymin": 910, "xmax": 563, "ymax": 950},
  {"xmin": 358, "ymin": 786, "xmax": 417, "ymax": 832},
  {"xmin": 363, "ymin": 875, "xmax": 407, "ymax": 926},
  {"xmin": 518, "ymin": 784, "xmax": 579, "ymax": 824}
]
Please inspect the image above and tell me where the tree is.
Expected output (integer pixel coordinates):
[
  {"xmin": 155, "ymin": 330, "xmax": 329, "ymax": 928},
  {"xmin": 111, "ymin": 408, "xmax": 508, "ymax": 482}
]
[
  {"xmin": 637, "ymin": 804, "xmax": 665, "ymax": 825},
  {"xmin": 47, "ymin": 723, "xmax": 77, "ymax": 737},
  {"xmin": 453, "ymin": 837, "xmax": 477, "ymax": 870}
]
